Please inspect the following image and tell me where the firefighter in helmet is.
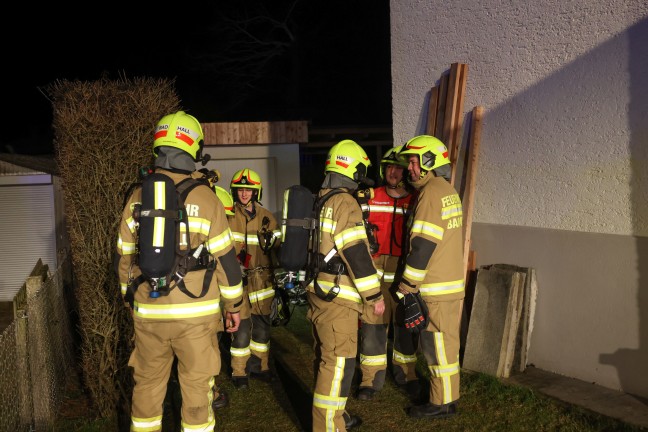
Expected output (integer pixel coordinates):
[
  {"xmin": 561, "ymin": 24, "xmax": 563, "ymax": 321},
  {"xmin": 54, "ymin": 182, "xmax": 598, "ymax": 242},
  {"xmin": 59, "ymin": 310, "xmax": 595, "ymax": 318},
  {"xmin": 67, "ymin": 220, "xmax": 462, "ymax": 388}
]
[
  {"xmin": 308, "ymin": 139, "xmax": 385, "ymax": 431},
  {"xmin": 227, "ymin": 168, "xmax": 282, "ymax": 389},
  {"xmin": 398, "ymin": 135, "xmax": 464, "ymax": 419},
  {"xmin": 357, "ymin": 145, "xmax": 420, "ymax": 402},
  {"xmin": 117, "ymin": 111, "xmax": 243, "ymax": 431}
]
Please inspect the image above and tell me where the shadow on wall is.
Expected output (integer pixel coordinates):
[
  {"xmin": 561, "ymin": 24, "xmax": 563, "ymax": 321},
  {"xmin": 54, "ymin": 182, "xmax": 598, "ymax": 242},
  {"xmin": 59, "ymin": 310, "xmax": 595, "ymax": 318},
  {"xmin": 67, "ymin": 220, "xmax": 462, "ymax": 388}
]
[{"xmin": 599, "ymin": 17, "xmax": 648, "ymax": 405}]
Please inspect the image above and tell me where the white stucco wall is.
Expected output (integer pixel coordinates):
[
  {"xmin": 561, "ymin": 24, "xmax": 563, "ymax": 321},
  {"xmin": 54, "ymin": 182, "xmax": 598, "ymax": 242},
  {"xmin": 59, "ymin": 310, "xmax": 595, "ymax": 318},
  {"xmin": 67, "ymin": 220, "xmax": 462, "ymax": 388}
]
[
  {"xmin": 391, "ymin": 0, "xmax": 648, "ymax": 236},
  {"xmin": 391, "ymin": 0, "xmax": 648, "ymax": 397}
]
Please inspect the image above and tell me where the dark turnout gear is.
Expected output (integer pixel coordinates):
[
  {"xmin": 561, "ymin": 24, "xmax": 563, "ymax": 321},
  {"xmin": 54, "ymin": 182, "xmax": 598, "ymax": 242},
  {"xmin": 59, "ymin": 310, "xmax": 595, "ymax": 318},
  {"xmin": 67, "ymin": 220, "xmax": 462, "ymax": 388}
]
[
  {"xmin": 228, "ymin": 193, "xmax": 282, "ymax": 381},
  {"xmin": 399, "ymin": 135, "xmax": 465, "ymax": 410}
]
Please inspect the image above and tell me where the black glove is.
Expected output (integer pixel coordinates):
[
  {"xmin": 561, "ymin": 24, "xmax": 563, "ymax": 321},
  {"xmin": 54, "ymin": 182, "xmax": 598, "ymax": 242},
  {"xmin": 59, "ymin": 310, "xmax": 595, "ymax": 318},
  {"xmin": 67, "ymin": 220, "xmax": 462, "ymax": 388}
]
[{"xmin": 401, "ymin": 292, "xmax": 428, "ymax": 333}]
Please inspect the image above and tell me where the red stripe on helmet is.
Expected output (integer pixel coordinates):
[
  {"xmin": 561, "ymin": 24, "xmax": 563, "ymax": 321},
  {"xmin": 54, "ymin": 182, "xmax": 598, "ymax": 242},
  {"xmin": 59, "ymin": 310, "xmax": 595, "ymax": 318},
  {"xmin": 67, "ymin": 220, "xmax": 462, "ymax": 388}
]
[
  {"xmin": 335, "ymin": 160, "xmax": 350, "ymax": 168},
  {"xmin": 407, "ymin": 145, "xmax": 426, "ymax": 150},
  {"xmin": 176, "ymin": 132, "xmax": 194, "ymax": 146},
  {"xmin": 245, "ymin": 169, "xmax": 261, "ymax": 185},
  {"xmin": 443, "ymin": 151, "xmax": 448, "ymax": 158},
  {"xmin": 154, "ymin": 130, "xmax": 168, "ymax": 140}
]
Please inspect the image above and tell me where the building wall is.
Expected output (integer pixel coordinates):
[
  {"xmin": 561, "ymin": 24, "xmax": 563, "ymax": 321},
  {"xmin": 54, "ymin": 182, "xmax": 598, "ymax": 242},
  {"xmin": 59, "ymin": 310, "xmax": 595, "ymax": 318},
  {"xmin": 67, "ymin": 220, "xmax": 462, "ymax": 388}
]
[{"xmin": 390, "ymin": 1, "xmax": 648, "ymax": 397}]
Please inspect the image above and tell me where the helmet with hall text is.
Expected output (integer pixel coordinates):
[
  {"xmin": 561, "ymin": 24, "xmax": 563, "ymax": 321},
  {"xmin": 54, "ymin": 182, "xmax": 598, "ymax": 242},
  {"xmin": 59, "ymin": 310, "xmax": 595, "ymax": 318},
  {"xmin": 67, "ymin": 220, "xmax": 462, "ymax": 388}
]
[
  {"xmin": 153, "ymin": 111, "xmax": 205, "ymax": 161},
  {"xmin": 324, "ymin": 139, "xmax": 372, "ymax": 183}
]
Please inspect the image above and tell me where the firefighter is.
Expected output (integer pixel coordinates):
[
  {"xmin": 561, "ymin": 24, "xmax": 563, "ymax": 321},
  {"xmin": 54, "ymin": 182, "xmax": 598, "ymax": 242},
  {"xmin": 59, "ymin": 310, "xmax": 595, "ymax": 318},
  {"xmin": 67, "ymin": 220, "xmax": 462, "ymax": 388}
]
[
  {"xmin": 357, "ymin": 145, "xmax": 420, "ymax": 401},
  {"xmin": 227, "ymin": 168, "xmax": 282, "ymax": 389},
  {"xmin": 398, "ymin": 135, "xmax": 465, "ymax": 419},
  {"xmin": 308, "ymin": 139, "xmax": 385, "ymax": 431},
  {"xmin": 117, "ymin": 111, "xmax": 243, "ymax": 431}
]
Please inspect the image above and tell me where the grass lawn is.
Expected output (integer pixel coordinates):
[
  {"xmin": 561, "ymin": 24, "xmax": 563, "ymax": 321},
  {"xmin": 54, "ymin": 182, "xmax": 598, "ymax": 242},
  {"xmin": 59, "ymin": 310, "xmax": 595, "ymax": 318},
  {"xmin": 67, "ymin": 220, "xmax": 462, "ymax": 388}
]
[{"xmin": 55, "ymin": 305, "xmax": 645, "ymax": 432}]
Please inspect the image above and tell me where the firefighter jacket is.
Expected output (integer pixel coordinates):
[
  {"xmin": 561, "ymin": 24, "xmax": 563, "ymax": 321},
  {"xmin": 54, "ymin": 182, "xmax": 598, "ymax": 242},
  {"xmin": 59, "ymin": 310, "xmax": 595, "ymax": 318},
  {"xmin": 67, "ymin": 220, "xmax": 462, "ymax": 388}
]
[
  {"xmin": 365, "ymin": 186, "xmax": 416, "ymax": 258},
  {"xmin": 400, "ymin": 174, "xmax": 465, "ymax": 301},
  {"xmin": 308, "ymin": 188, "xmax": 383, "ymax": 312},
  {"xmin": 229, "ymin": 202, "xmax": 282, "ymax": 270},
  {"xmin": 116, "ymin": 168, "xmax": 244, "ymax": 326}
]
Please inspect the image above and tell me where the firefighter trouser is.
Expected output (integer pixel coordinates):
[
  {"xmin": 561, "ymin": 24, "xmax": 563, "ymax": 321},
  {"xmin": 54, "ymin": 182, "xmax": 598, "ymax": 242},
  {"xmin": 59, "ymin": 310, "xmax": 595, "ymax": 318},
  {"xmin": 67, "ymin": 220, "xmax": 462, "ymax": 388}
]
[
  {"xmin": 419, "ymin": 299, "xmax": 462, "ymax": 405},
  {"xmin": 129, "ymin": 319, "xmax": 220, "ymax": 432},
  {"xmin": 359, "ymin": 255, "xmax": 418, "ymax": 390},
  {"xmin": 307, "ymin": 292, "xmax": 358, "ymax": 432}
]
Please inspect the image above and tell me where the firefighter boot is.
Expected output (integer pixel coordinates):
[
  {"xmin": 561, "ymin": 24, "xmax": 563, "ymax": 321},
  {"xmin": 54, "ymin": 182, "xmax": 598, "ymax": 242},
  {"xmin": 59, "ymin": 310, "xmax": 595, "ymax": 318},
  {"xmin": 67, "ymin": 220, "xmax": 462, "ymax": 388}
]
[{"xmin": 408, "ymin": 401, "xmax": 457, "ymax": 419}]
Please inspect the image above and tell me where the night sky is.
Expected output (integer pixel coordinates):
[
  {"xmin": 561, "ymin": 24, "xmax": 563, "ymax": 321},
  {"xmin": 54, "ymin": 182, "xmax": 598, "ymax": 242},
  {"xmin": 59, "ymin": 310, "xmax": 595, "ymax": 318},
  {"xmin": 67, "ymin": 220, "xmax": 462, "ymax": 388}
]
[{"xmin": 5, "ymin": 1, "xmax": 391, "ymax": 155}]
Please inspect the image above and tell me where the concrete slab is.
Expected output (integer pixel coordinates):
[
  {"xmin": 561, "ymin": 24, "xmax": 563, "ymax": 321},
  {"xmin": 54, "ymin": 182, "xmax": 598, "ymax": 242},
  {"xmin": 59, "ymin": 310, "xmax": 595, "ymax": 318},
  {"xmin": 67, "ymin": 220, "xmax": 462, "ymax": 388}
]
[{"xmin": 505, "ymin": 366, "xmax": 648, "ymax": 430}]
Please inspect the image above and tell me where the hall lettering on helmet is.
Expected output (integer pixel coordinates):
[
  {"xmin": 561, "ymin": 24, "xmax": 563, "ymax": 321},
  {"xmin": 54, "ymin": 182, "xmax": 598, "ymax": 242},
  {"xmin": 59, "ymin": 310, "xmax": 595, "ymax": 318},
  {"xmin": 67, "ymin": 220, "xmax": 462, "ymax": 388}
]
[
  {"xmin": 447, "ymin": 216, "xmax": 462, "ymax": 229},
  {"xmin": 187, "ymin": 204, "xmax": 200, "ymax": 217}
]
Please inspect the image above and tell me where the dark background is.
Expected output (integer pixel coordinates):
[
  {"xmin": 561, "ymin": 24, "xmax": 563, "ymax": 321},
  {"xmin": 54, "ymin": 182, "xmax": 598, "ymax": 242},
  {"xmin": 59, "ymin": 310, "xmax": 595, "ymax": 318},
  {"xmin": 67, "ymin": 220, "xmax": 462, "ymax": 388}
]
[{"xmin": 4, "ymin": 1, "xmax": 392, "ymax": 156}]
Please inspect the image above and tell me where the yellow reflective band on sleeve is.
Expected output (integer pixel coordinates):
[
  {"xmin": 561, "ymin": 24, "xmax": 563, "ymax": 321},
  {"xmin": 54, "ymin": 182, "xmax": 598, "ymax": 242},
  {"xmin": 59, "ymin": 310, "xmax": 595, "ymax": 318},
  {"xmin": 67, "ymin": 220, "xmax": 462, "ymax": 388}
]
[
  {"xmin": 411, "ymin": 219, "xmax": 444, "ymax": 240},
  {"xmin": 126, "ymin": 216, "xmax": 137, "ymax": 233},
  {"xmin": 359, "ymin": 353, "xmax": 387, "ymax": 366},
  {"xmin": 310, "ymin": 280, "xmax": 362, "ymax": 303},
  {"xmin": 248, "ymin": 286, "xmax": 275, "ymax": 303},
  {"xmin": 376, "ymin": 268, "xmax": 384, "ymax": 278},
  {"xmin": 232, "ymin": 231, "xmax": 245, "ymax": 243},
  {"xmin": 353, "ymin": 273, "xmax": 380, "ymax": 292},
  {"xmin": 133, "ymin": 299, "xmax": 221, "ymax": 319},
  {"xmin": 320, "ymin": 217, "xmax": 337, "ymax": 234},
  {"xmin": 392, "ymin": 349, "xmax": 417, "ymax": 364},
  {"xmin": 250, "ymin": 339, "xmax": 270, "ymax": 352},
  {"xmin": 272, "ymin": 229, "xmax": 282, "ymax": 241},
  {"xmin": 188, "ymin": 217, "xmax": 211, "ymax": 236},
  {"xmin": 230, "ymin": 346, "xmax": 251, "ymax": 357},
  {"xmin": 207, "ymin": 229, "xmax": 234, "ymax": 254},
  {"xmin": 441, "ymin": 203, "xmax": 463, "ymax": 220},
  {"xmin": 153, "ymin": 181, "xmax": 166, "ymax": 247},
  {"xmin": 420, "ymin": 280, "xmax": 465, "ymax": 296},
  {"xmin": 131, "ymin": 415, "xmax": 162, "ymax": 431},
  {"xmin": 403, "ymin": 264, "xmax": 426, "ymax": 282},
  {"xmin": 245, "ymin": 235, "xmax": 260, "ymax": 245},
  {"xmin": 383, "ymin": 272, "xmax": 395, "ymax": 282},
  {"xmin": 220, "ymin": 282, "xmax": 243, "ymax": 299},
  {"xmin": 120, "ymin": 282, "xmax": 127, "ymax": 296},
  {"xmin": 117, "ymin": 235, "xmax": 136, "ymax": 255},
  {"xmin": 333, "ymin": 225, "xmax": 367, "ymax": 249}
]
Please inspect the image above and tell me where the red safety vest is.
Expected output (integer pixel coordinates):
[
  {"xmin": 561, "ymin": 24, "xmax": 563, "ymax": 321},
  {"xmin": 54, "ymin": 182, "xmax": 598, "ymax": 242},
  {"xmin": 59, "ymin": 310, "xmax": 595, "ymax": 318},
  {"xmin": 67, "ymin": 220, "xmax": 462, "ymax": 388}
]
[{"xmin": 367, "ymin": 186, "xmax": 416, "ymax": 257}]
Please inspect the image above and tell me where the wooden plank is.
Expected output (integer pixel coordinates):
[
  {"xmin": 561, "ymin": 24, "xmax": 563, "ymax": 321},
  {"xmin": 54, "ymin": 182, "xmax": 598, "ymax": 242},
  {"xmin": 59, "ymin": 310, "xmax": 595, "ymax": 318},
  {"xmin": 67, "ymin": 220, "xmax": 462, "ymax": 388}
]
[
  {"xmin": 443, "ymin": 63, "xmax": 461, "ymax": 153},
  {"xmin": 434, "ymin": 73, "xmax": 449, "ymax": 139},
  {"xmin": 462, "ymin": 106, "xmax": 484, "ymax": 277},
  {"xmin": 449, "ymin": 63, "xmax": 469, "ymax": 186},
  {"xmin": 202, "ymin": 121, "xmax": 308, "ymax": 145},
  {"xmin": 426, "ymin": 86, "xmax": 440, "ymax": 135}
]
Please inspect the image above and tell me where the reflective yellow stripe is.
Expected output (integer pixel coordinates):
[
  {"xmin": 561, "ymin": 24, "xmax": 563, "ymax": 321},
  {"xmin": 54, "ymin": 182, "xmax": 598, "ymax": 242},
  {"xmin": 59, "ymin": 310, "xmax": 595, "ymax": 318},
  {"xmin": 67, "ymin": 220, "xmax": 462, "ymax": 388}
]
[
  {"xmin": 393, "ymin": 349, "xmax": 417, "ymax": 364},
  {"xmin": 131, "ymin": 415, "xmax": 162, "ymax": 431},
  {"xmin": 411, "ymin": 219, "xmax": 443, "ymax": 240},
  {"xmin": 310, "ymin": 280, "xmax": 362, "ymax": 303},
  {"xmin": 153, "ymin": 181, "xmax": 166, "ymax": 247},
  {"xmin": 188, "ymin": 217, "xmax": 211, "ymax": 236},
  {"xmin": 420, "ymin": 280, "xmax": 465, "ymax": 296},
  {"xmin": 320, "ymin": 217, "xmax": 336, "ymax": 234},
  {"xmin": 181, "ymin": 419, "xmax": 215, "ymax": 432},
  {"xmin": 220, "ymin": 282, "xmax": 243, "ymax": 300},
  {"xmin": 126, "ymin": 216, "xmax": 137, "ymax": 233},
  {"xmin": 333, "ymin": 225, "xmax": 366, "ymax": 249},
  {"xmin": 360, "ymin": 353, "xmax": 387, "ymax": 366},
  {"xmin": 248, "ymin": 286, "xmax": 275, "ymax": 303},
  {"xmin": 353, "ymin": 273, "xmax": 380, "ymax": 292},
  {"xmin": 368, "ymin": 204, "xmax": 406, "ymax": 214},
  {"xmin": 117, "ymin": 235, "xmax": 136, "ymax": 255},
  {"xmin": 441, "ymin": 204, "xmax": 462, "ymax": 220},
  {"xmin": 403, "ymin": 264, "xmax": 426, "ymax": 282},
  {"xmin": 250, "ymin": 339, "xmax": 270, "ymax": 352},
  {"xmin": 207, "ymin": 229, "xmax": 234, "ymax": 254},
  {"xmin": 120, "ymin": 282, "xmax": 127, "ymax": 296},
  {"xmin": 133, "ymin": 299, "xmax": 221, "ymax": 319},
  {"xmin": 231, "ymin": 346, "xmax": 250, "ymax": 357}
]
